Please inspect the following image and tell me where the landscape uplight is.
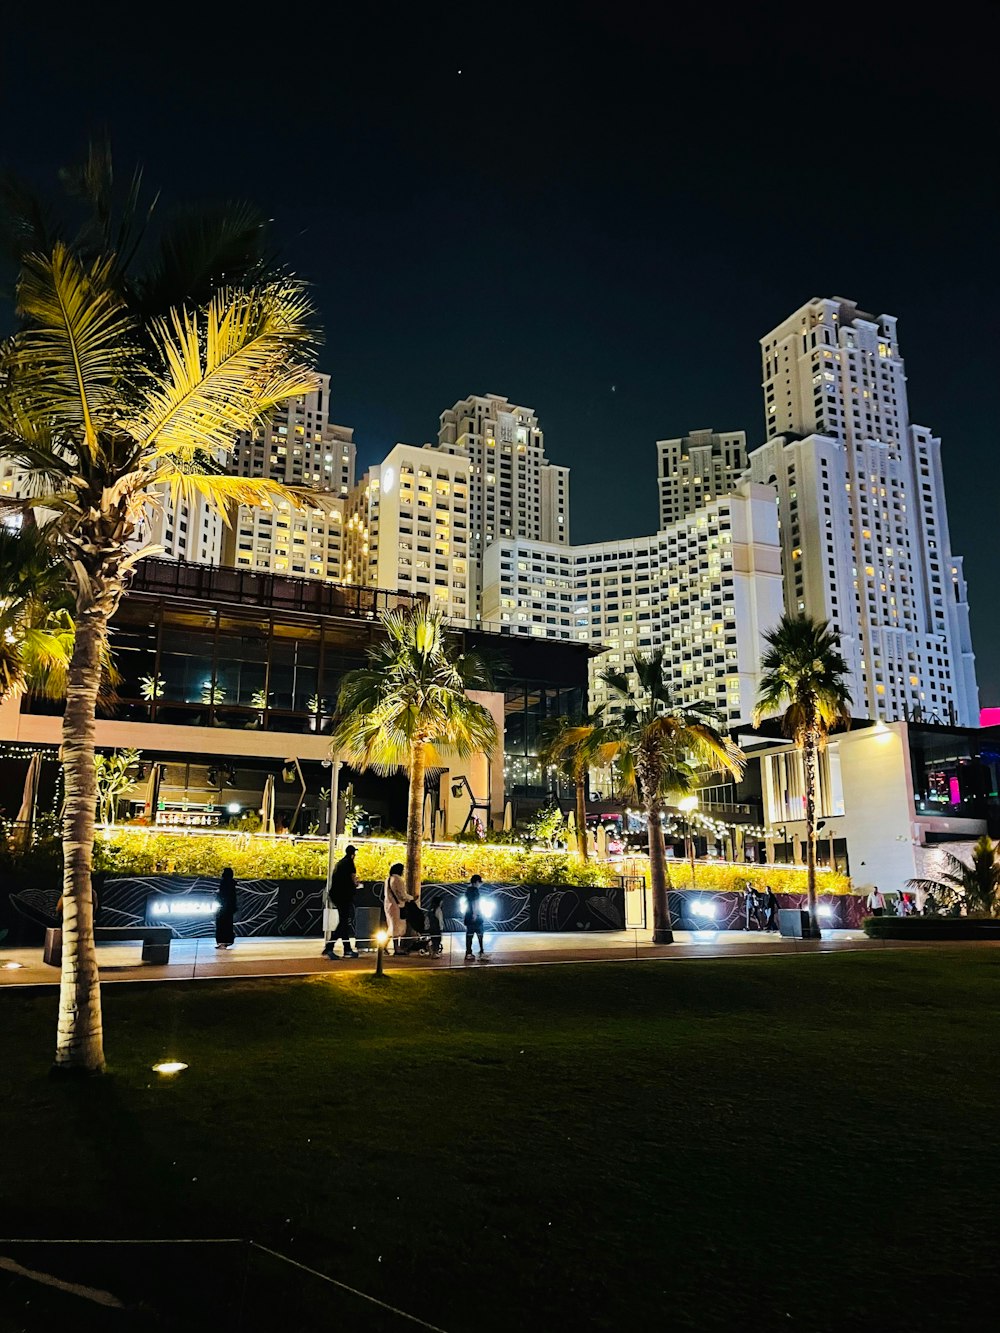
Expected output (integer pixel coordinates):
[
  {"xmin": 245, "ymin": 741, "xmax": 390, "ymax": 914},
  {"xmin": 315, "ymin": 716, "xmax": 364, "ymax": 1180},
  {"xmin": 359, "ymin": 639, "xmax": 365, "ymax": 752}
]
[
  {"xmin": 1, "ymin": 961, "xmax": 24, "ymax": 970},
  {"xmin": 152, "ymin": 1061, "xmax": 188, "ymax": 1075},
  {"xmin": 374, "ymin": 927, "xmax": 389, "ymax": 978}
]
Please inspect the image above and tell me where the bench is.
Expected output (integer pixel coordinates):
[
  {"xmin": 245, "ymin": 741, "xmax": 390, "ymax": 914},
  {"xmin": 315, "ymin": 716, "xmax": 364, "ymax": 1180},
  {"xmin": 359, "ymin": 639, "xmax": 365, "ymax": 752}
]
[{"xmin": 43, "ymin": 926, "xmax": 173, "ymax": 967}]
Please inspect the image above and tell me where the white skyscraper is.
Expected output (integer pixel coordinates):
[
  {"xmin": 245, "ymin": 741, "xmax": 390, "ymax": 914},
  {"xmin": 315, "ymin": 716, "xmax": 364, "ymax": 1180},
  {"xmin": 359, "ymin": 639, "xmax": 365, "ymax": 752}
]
[
  {"xmin": 231, "ymin": 374, "xmax": 355, "ymax": 496},
  {"xmin": 208, "ymin": 374, "xmax": 355, "ymax": 581},
  {"xmin": 345, "ymin": 445, "xmax": 472, "ymax": 621},
  {"xmin": 657, "ymin": 428, "xmax": 747, "ymax": 526},
  {"xmin": 482, "ymin": 481, "xmax": 784, "ymax": 726},
  {"xmin": 748, "ymin": 297, "xmax": 978, "ymax": 725},
  {"xmin": 435, "ymin": 394, "xmax": 569, "ymax": 611}
]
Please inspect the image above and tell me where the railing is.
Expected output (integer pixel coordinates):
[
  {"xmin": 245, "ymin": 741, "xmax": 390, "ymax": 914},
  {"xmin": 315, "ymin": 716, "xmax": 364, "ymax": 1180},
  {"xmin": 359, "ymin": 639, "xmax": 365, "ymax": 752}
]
[{"xmin": 128, "ymin": 559, "xmax": 426, "ymax": 620}]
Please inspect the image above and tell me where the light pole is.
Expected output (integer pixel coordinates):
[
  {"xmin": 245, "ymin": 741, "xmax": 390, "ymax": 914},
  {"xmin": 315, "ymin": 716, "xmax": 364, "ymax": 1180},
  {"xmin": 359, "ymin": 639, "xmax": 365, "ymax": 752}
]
[
  {"xmin": 678, "ymin": 794, "xmax": 699, "ymax": 890},
  {"xmin": 777, "ymin": 824, "xmax": 789, "ymax": 865}
]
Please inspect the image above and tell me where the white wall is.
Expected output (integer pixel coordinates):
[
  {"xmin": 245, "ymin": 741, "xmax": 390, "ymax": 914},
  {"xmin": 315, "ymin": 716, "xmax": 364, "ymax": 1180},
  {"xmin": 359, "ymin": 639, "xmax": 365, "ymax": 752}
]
[{"xmin": 759, "ymin": 721, "xmax": 988, "ymax": 893}]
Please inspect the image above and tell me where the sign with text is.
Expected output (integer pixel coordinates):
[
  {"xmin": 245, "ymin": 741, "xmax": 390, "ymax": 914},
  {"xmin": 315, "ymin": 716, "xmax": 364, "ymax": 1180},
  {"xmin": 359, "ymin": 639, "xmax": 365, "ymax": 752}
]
[{"xmin": 146, "ymin": 894, "xmax": 220, "ymax": 923}]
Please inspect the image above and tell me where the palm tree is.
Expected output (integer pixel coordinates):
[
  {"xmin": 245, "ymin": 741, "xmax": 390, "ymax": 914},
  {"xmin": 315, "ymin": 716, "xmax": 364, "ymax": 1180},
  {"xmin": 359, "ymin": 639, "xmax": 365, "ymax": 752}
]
[
  {"xmin": 0, "ymin": 148, "xmax": 317, "ymax": 1072},
  {"xmin": 333, "ymin": 607, "xmax": 498, "ymax": 900},
  {"xmin": 602, "ymin": 651, "xmax": 744, "ymax": 943},
  {"xmin": 753, "ymin": 613, "xmax": 852, "ymax": 937},
  {"xmin": 538, "ymin": 708, "xmax": 611, "ymax": 862},
  {"xmin": 0, "ymin": 525, "xmax": 75, "ymax": 704},
  {"xmin": 909, "ymin": 836, "xmax": 1000, "ymax": 917}
]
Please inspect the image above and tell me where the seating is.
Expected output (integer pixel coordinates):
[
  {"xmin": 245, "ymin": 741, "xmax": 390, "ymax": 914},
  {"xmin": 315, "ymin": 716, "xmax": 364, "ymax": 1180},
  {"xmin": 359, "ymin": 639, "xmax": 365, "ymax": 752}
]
[{"xmin": 43, "ymin": 926, "xmax": 173, "ymax": 967}]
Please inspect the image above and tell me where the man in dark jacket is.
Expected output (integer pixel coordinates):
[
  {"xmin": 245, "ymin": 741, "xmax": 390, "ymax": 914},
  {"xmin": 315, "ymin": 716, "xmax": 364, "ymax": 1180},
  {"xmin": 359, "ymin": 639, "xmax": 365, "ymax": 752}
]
[{"xmin": 323, "ymin": 845, "xmax": 360, "ymax": 959}]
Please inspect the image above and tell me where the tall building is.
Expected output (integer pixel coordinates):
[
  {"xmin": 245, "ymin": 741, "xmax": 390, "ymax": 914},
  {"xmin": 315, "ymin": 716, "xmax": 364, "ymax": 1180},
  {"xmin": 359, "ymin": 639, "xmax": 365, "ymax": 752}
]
[
  {"xmin": 217, "ymin": 373, "xmax": 355, "ymax": 581},
  {"xmin": 435, "ymin": 394, "xmax": 569, "ymax": 610},
  {"xmin": 748, "ymin": 297, "xmax": 978, "ymax": 725},
  {"xmin": 482, "ymin": 481, "xmax": 784, "ymax": 726},
  {"xmin": 345, "ymin": 444, "xmax": 472, "ymax": 622},
  {"xmin": 231, "ymin": 375, "xmax": 355, "ymax": 496},
  {"xmin": 147, "ymin": 483, "xmax": 226, "ymax": 566},
  {"xmin": 657, "ymin": 428, "xmax": 747, "ymax": 526},
  {"xmin": 346, "ymin": 394, "xmax": 571, "ymax": 621}
]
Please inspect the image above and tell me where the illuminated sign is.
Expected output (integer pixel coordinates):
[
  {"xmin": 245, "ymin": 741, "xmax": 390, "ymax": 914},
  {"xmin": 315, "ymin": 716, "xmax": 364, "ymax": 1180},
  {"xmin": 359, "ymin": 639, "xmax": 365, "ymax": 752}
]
[{"xmin": 149, "ymin": 896, "xmax": 219, "ymax": 918}]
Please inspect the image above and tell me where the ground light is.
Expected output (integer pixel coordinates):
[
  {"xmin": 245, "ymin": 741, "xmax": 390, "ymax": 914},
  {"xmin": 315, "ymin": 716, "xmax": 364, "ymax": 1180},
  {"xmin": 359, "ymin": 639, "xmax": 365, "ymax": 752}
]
[
  {"xmin": 1, "ymin": 961, "xmax": 24, "ymax": 970},
  {"xmin": 374, "ymin": 928, "xmax": 388, "ymax": 978},
  {"xmin": 152, "ymin": 1061, "xmax": 189, "ymax": 1076}
]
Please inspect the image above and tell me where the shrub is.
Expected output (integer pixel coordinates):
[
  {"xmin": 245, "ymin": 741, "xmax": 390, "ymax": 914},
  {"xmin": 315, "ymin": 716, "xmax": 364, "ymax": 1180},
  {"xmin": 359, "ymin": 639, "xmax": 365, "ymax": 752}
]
[
  {"xmin": 862, "ymin": 914, "xmax": 1000, "ymax": 940},
  {"xmin": 5, "ymin": 827, "xmax": 852, "ymax": 895}
]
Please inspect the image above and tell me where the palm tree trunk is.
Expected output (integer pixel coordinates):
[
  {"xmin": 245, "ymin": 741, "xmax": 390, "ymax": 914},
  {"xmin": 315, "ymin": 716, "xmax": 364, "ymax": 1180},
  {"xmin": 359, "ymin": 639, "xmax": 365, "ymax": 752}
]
[
  {"xmin": 646, "ymin": 798, "xmax": 674, "ymax": 944},
  {"xmin": 405, "ymin": 740, "xmax": 427, "ymax": 903},
  {"xmin": 803, "ymin": 729, "xmax": 819, "ymax": 937},
  {"xmin": 575, "ymin": 773, "xmax": 589, "ymax": 863},
  {"xmin": 54, "ymin": 610, "xmax": 106, "ymax": 1073}
]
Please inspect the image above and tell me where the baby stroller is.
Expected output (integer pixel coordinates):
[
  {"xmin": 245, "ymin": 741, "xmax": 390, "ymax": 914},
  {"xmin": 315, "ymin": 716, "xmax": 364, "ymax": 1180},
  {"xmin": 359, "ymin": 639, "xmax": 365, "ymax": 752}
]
[{"xmin": 396, "ymin": 897, "xmax": 445, "ymax": 956}]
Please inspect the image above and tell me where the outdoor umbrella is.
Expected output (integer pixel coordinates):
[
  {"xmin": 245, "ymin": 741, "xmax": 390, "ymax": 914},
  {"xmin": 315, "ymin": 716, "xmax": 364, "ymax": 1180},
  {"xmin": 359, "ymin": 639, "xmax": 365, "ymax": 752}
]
[
  {"xmin": 13, "ymin": 752, "xmax": 41, "ymax": 854},
  {"xmin": 260, "ymin": 774, "xmax": 276, "ymax": 835},
  {"xmin": 502, "ymin": 800, "xmax": 513, "ymax": 833},
  {"xmin": 596, "ymin": 823, "xmax": 608, "ymax": 862}
]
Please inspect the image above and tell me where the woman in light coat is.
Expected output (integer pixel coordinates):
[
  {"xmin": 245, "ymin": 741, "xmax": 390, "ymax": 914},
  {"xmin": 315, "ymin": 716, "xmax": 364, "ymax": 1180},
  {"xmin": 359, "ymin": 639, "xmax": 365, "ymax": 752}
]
[{"xmin": 383, "ymin": 862, "xmax": 412, "ymax": 953}]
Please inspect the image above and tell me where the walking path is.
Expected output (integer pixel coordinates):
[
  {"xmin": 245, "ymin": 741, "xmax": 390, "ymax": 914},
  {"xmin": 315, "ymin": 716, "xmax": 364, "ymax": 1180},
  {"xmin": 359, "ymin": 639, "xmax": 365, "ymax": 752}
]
[{"xmin": 0, "ymin": 927, "xmax": 920, "ymax": 989}]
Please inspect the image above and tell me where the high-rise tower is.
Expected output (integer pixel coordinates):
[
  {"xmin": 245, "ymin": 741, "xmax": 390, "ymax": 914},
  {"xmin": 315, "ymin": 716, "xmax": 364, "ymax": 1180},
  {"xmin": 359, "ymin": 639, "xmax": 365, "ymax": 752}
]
[
  {"xmin": 222, "ymin": 374, "xmax": 355, "ymax": 579},
  {"xmin": 748, "ymin": 297, "xmax": 977, "ymax": 725},
  {"xmin": 657, "ymin": 428, "xmax": 747, "ymax": 526},
  {"xmin": 435, "ymin": 394, "xmax": 568, "ymax": 612}
]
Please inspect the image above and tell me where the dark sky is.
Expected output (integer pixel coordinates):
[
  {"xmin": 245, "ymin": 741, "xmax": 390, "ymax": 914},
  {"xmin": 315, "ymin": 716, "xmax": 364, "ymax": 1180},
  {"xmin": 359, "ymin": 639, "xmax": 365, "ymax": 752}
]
[{"xmin": 3, "ymin": 4, "xmax": 998, "ymax": 695}]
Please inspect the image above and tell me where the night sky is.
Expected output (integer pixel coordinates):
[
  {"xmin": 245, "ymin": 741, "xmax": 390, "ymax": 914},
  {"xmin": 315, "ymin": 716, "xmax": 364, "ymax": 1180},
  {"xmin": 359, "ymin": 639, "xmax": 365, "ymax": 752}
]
[{"xmin": 4, "ymin": 5, "xmax": 998, "ymax": 695}]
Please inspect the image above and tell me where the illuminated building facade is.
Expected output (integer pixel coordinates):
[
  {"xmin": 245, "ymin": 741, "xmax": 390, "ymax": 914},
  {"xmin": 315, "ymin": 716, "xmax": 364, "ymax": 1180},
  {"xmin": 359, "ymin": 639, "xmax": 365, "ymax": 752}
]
[
  {"xmin": 657, "ymin": 428, "xmax": 747, "ymax": 526},
  {"xmin": 345, "ymin": 444, "xmax": 473, "ymax": 622},
  {"xmin": 482, "ymin": 481, "xmax": 784, "ymax": 727},
  {"xmin": 748, "ymin": 297, "xmax": 978, "ymax": 725},
  {"xmin": 434, "ymin": 393, "xmax": 569, "ymax": 612}
]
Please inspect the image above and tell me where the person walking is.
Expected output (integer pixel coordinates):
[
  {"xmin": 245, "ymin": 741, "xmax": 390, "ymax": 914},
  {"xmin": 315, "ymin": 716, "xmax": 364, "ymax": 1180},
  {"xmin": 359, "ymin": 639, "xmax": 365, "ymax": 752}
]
[
  {"xmin": 383, "ymin": 862, "xmax": 412, "ymax": 954},
  {"xmin": 464, "ymin": 874, "xmax": 487, "ymax": 961},
  {"xmin": 866, "ymin": 885, "xmax": 886, "ymax": 917},
  {"xmin": 323, "ymin": 844, "xmax": 360, "ymax": 959},
  {"xmin": 743, "ymin": 883, "xmax": 756, "ymax": 931},
  {"xmin": 753, "ymin": 887, "xmax": 768, "ymax": 931},
  {"xmin": 215, "ymin": 867, "xmax": 237, "ymax": 949},
  {"xmin": 425, "ymin": 893, "xmax": 445, "ymax": 956},
  {"xmin": 765, "ymin": 885, "xmax": 779, "ymax": 932}
]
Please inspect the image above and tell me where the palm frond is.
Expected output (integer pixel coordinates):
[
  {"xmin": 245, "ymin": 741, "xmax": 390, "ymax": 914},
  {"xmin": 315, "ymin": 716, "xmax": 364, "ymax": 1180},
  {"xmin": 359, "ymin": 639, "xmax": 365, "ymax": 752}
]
[
  {"xmin": 332, "ymin": 607, "xmax": 499, "ymax": 774},
  {"xmin": 131, "ymin": 283, "xmax": 318, "ymax": 457},
  {"xmin": 753, "ymin": 612, "xmax": 852, "ymax": 741},
  {"xmin": 10, "ymin": 243, "xmax": 136, "ymax": 456},
  {"xmin": 0, "ymin": 169, "xmax": 54, "ymax": 269},
  {"xmin": 153, "ymin": 470, "xmax": 303, "ymax": 527},
  {"xmin": 138, "ymin": 200, "xmax": 272, "ymax": 315}
]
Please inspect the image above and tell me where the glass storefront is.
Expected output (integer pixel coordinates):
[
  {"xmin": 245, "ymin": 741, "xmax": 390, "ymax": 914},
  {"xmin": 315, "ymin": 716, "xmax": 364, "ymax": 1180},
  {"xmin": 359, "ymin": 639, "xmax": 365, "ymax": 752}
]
[
  {"xmin": 25, "ymin": 561, "xmax": 593, "ymax": 806},
  {"xmin": 909, "ymin": 725, "xmax": 1000, "ymax": 824}
]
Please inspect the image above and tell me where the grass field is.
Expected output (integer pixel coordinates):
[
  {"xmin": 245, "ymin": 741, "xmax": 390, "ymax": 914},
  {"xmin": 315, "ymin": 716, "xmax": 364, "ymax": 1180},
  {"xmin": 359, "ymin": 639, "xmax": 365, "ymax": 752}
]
[{"xmin": 2, "ymin": 949, "xmax": 999, "ymax": 1331}]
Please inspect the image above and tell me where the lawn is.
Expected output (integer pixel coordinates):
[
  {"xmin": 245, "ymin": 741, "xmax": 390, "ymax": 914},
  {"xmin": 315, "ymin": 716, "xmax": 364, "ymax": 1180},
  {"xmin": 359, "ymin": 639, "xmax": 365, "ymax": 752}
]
[{"xmin": 2, "ymin": 949, "xmax": 999, "ymax": 1331}]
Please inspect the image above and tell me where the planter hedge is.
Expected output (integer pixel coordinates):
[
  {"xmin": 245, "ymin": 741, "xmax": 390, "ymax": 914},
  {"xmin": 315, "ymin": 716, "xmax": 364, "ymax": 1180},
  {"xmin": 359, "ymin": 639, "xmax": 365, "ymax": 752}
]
[
  {"xmin": 862, "ymin": 915, "xmax": 1000, "ymax": 940},
  {"xmin": 4, "ymin": 828, "xmax": 853, "ymax": 895}
]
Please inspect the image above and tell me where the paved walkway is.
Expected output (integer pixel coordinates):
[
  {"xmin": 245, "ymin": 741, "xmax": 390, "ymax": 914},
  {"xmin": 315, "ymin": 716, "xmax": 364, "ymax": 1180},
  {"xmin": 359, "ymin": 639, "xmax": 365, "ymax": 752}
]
[{"xmin": 0, "ymin": 928, "xmax": 902, "ymax": 988}]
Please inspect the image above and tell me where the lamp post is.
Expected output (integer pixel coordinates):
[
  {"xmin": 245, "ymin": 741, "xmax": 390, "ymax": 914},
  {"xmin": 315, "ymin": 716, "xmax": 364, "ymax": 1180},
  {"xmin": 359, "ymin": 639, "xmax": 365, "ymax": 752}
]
[
  {"xmin": 678, "ymin": 794, "xmax": 699, "ymax": 890},
  {"xmin": 776, "ymin": 824, "xmax": 789, "ymax": 865},
  {"xmin": 374, "ymin": 927, "xmax": 389, "ymax": 978}
]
